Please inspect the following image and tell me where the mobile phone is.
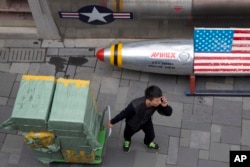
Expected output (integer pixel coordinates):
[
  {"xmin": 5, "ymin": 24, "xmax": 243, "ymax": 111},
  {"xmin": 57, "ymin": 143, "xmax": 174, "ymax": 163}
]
[{"xmin": 161, "ymin": 97, "xmax": 163, "ymax": 102}]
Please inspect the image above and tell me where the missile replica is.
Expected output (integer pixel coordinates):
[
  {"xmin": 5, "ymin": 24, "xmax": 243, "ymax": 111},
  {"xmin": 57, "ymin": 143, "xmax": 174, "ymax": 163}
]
[
  {"xmin": 96, "ymin": 27, "xmax": 250, "ymax": 76},
  {"xmin": 100, "ymin": 0, "xmax": 250, "ymax": 19}
]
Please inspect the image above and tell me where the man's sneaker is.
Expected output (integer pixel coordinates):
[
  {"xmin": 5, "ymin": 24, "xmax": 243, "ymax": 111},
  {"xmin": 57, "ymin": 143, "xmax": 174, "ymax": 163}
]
[
  {"xmin": 146, "ymin": 141, "xmax": 160, "ymax": 150},
  {"xmin": 123, "ymin": 140, "xmax": 131, "ymax": 152}
]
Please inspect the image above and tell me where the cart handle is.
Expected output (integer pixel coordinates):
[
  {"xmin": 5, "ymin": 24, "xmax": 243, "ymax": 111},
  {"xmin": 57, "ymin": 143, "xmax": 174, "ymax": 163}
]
[{"xmin": 101, "ymin": 105, "xmax": 112, "ymax": 138}]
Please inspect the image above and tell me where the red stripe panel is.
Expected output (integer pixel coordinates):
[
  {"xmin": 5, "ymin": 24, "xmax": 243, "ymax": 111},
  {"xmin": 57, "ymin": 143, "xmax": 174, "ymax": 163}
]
[
  {"xmin": 194, "ymin": 69, "xmax": 250, "ymax": 72},
  {"xmin": 194, "ymin": 57, "xmax": 250, "ymax": 60},
  {"xmin": 234, "ymin": 29, "xmax": 250, "ymax": 34},
  {"xmin": 194, "ymin": 63, "xmax": 250, "ymax": 66}
]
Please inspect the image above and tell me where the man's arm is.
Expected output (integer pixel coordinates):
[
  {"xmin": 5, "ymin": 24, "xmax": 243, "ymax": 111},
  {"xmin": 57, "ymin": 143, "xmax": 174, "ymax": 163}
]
[
  {"xmin": 157, "ymin": 105, "xmax": 173, "ymax": 116},
  {"xmin": 110, "ymin": 103, "xmax": 136, "ymax": 125}
]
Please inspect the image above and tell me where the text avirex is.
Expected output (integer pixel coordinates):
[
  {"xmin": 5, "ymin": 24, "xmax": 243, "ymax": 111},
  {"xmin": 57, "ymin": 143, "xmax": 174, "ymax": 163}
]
[{"xmin": 150, "ymin": 52, "xmax": 176, "ymax": 59}]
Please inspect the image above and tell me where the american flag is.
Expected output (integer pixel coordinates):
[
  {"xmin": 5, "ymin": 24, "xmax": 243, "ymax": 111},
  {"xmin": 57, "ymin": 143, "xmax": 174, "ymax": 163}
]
[{"xmin": 194, "ymin": 28, "xmax": 250, "ymax": 75}]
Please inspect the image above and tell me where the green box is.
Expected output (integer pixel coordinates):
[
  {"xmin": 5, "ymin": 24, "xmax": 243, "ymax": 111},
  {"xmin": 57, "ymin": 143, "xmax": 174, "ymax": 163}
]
[
  {"xmin": 48, "ymin": 78, "xmax": 100, "ymax": 138},
  {"xmin": 0, "ymin": 75, "xmax": 55, "ymax": 131}
]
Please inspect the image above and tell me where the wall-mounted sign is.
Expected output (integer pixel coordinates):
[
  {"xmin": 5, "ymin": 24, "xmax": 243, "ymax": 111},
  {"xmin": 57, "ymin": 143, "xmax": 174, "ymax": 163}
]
[{"xmin": 59, "ymin": 5, "xmax": 133, "ymax": 25}]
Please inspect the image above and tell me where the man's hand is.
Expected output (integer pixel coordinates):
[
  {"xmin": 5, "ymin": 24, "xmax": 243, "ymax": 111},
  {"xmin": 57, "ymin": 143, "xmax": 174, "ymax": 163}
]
[
  {"xmin": 108, "ymin": 121, "xmax": 113, "ymax": 128},
  {"xmin": 161, "ymin": 96, "xmax": 168, "ymax": 107}
]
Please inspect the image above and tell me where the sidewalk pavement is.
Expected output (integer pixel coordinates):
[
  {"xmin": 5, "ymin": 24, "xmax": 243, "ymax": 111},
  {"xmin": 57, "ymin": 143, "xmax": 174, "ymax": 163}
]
[{"xmin": 1, "ymin": 39, "xmax": 250, "ymax": 167}]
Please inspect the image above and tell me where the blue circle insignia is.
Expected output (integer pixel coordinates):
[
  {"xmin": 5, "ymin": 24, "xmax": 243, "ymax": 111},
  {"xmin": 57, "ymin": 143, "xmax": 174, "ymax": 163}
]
[{"xmin": 77, "ymin": 5, "xmax": 114, "ymax": 25}]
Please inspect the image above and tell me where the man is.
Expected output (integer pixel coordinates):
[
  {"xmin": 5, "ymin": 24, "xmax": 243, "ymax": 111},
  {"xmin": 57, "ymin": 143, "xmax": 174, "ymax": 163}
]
[{"xmin": 108, "ymin": 85, "xmax": 172, "ymax": 152}]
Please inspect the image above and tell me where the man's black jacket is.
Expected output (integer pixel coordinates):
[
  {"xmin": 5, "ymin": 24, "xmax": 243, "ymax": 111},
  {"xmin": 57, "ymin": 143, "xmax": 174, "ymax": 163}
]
[{"xmin": 110, "ymin": 96, "xmax": 173, "ymax": 131}]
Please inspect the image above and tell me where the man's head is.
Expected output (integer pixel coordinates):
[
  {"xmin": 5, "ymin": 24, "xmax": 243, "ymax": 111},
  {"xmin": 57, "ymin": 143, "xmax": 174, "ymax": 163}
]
[{"xmin": 145, "ymin": 85, "xmax": 163, "ymax": 107}]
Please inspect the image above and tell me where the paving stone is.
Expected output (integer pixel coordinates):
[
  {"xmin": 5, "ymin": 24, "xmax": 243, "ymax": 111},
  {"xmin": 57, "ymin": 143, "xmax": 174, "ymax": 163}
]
[
  {"xmin": 153, "ymin": 101, "xmax": 183, "ymax": 128},
  {"xmin": 10, "ymin": 82, "xmax": 19, "ymax": 98},
  {"xmin": 15, "ymin": 74, "xmax": 22, "ymax": 82},
  {"xmin": 167, "ymin": 137, "xmax": 179, "ymax": 165},
  {"xmin": 0, "ymin": 152, "xmax": 10, "ymax": 167},
  {"xmin": 46, "ymin": 48, "xmax": 59, "ymax": 56},
  {"xmin": 112, "ymin": 71, "xmax": 122, "ymax": 79},
  {"xmin": 231, "ymin": 145, "xmax": 241, "ymax": 151},
  {"xmin": 97, "ymin": 93, "xmax": 117, "ymax": 114},
  {"xmin": 155, "ymin": 154, "xmax": 168, "ymax": 167},
  {"xmin": 0, "ymin": 72, "xmax": 16, "ymax": 96},
  {"xmin": 211, "ymin": 124, "xmax": 222, "ymax": 133},
  {"xmin": 102, "ymin": 147, "xmax": 136, "ymax": 167},
  {"xmin": 198, "ymin": 160, "xmax": 228, "ymax": 167},
  {"xmin": 211, "ymin": 132, "xmax": 221, "ymax": 143},
  {"xmin": 149, "ymin": 74, "xmax": 178, "ymax": 93},
  {"xmin": 134, "ymin": 151, "xmax": 157, "ymax": 167},
  {"xmin": 121, "ymin": 69, "xmax": 140, "ymax": 80},
  {"xmin": 180, "ymin": 137, "xmax": 190, "ymax": 147},
  {"xmin": 241, "ymin": 120, "xmax": 250, "ymax": 146},
  {"xmin": 115, "ymin": 87, "xmax": 129, "ymax": 111},
  {"xmin": 214, "ymin": 96, "xmax": 242, "ymax": 102},
  {"xmin": 18, "ymin": 144, "xmax": 44, "ymax": 167},
  {"xmin": 182, "ymin": 121, "xmax": 211, "ymax": 131},
  {"xmin": 4, "ymin": 39, "xmax": 41, "ymax": 48},
  {"xmin": 243, "ymin": 106, "xmax": 250, "ymax": 118},
  {"xmin": 0, "ymin": 40, "xmax": 4, "ymax": 47},
  {"xmin": 80, "ymin": 57, "xmax": 97, "ymax": 68},
  {"xmin": 213, "ymin": 99, "xmax": 242, "ymax": 126},
  {"xmin": 63, "ymin": 65, "xmax": 75, "ymax": 79},
  {"xmin": 94, "ymin": 61, "xmax": 113, "ymax": 77},
  {"xmin": 0, "ymin": 133, "xmax": 6, "ymax": 145},
  {"xmin": 177, "ymin": 147, "xmax": 199, "ymax": 167},
  {"xmin": 55, "ymin": 72, "xmax": 65, "ymax": 78},
  {"xmin": 199, "ymin": 150, "xmax": 209, "ymax": 160},
  {"xmin": 1, "ymin": 134, "xmax": 24, "ymax": 154},
  {"xmin": 191, "ymin": 104, "xmax": 213, "ymax": 123},
  {"xmin": 205, "ymin": 82, "xmax": 233, "ymax": 90},
  {"xmin": 243, "ymin": 97, "xmax": 250, "ymax": 110},
  {"xmin": 210, "ymin": 143, "xmax": 230, "ymax": 162},
  {"xmin": 8, "ymin": 154, "xmax": 20, "ymax": 165},
  {"xmin": 190, "ymin": 130, "xmax": 210, "ymax": 150},
  {"xmin": 194, "ymin": 96, "xmax": 213, "ymax": 106},
  {"xmin": 59, "ymin": 48, "xmax": 94, "ymax": 56},
  {"xmin": 0, "ymin": 63, "xmax": 11, "ymax": 72},
  {"xmin": 119, "ymin": 79, "xmax": 130, "ymax": 87},
  {"xmin": 7, "ymin": 98, "xmax": 15, "ymax": 107},
  {"xmin": 175, "ymin": 77, "xmax": 189, "ymax": 94},
  {"xmin": 0, "ymin": 97, "xmax": 8, "ymax": 105},
  {"xmin": 90, "ymin": 75, "xmax": 102, "ymax": 99},
  {"xmin": 38, "ymin": 63, "xmax": 55, "ymax": 76},
  {"xmin": 182, "ymin": 103, "xmax": 193, "ymax": 121},
  {"xmin": 125, "ymin": 80, "xmax": 148, "ymax": 105},
  {"xmin": 180, "ymin": 129, "xmax": 191, "ymax": 147},
  {"xmin": 42, "ymin": 40, "xmax": 64, "ymax": 48},
  {"xmin": 140, "ymin": 73, "xmax": 149, "ymax": 82},
  {"xmin": 155, "ymin": 126, "xmax": 180, "ymax": 137},
  {"xmin": 166, "ymin": 93, "xmax": 194, "ymax": 104},
  {"xmin": 221, "ymin": 126, "xmax": 241, "ymax": 145},
  {"xmin": 100, "ymin": 77, "xmax": 120, "ymax": 95},
  {"xmin": 9, "ymin": 63, "xmax": 30, "ymax": 74},
  {"xmin": 28, "ymin": 63, "xmax": 40, "ymax": 75}
]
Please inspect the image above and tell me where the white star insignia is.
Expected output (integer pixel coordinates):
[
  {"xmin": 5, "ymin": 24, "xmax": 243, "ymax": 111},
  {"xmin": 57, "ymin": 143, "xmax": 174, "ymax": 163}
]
[{"xmin": 80, "ymin": 7, "xmax": 111, "ymax": 23}]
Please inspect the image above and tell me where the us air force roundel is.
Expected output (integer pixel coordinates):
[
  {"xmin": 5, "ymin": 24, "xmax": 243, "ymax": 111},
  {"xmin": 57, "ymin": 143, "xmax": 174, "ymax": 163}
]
[{"xmin": 59, "ymin": 5, "xmax": 133, "ymax": 25}]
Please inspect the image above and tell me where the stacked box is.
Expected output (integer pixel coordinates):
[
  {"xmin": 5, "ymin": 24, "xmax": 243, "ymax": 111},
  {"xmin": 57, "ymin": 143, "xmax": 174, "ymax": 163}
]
[
  {"xmin": 48, "ymin": 78, "xmax": 103, "ymax": 162},
  {"xmin": 0, "ymin": 75, "xmax": 55, "ymax": 131},
  {"xmin": 0, "ymin": 76, "xmax": 104, "ymax": 164}
]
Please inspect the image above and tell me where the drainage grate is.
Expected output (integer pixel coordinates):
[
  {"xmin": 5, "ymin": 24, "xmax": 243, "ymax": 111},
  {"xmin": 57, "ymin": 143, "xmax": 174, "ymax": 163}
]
[
  {"xmin": 9, "ymin": 48, "xmax": 46, "ymax": 63},
  {"xmin": 0, "ymin": 48, "xmax": 9, "ymax": 63}
]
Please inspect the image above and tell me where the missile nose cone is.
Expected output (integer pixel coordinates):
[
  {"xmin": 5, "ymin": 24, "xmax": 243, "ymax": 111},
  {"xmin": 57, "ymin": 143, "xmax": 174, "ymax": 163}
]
[{"xmin": 96, "ymin": 48, "xmax": 104, "ymax": 61}]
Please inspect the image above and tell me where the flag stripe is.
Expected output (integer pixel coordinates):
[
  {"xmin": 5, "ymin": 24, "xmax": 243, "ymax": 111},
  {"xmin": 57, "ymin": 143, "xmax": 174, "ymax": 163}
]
[{"xmin": 194, "ymin": 28, "xmax": 250, "ymax": 74}]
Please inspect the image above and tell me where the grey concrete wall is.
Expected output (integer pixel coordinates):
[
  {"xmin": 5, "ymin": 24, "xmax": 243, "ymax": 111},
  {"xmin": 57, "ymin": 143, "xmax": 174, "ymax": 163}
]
[{"xmin": 47, "ymin": 0, "xmax": 194, "ymax": 39}]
